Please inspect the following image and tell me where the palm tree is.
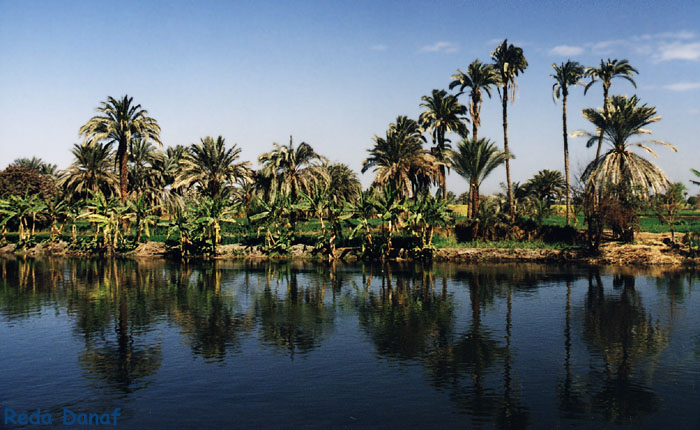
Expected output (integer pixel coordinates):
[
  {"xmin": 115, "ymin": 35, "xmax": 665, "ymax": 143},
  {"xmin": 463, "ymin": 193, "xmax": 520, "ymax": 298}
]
[
  {"xmin": 362, "ymin": 116, "xmax": 441, "ymax": 198},
  {"xmin": 128, "ymin": 137, "xmax": 166, "ymax": 205},
  {"xmin": 418, "ymin": 89, "xmax": 469, "ymax": 197},
  {"xmin": 174, "ymin": 136, "xmax": 252, "ymax": 198},
  {"xmin": 449, "ymin": 138, "xmax": 508, "ymax": 217},
  {"xmin": 552, "ymin": 60, "xmax": 585, "ymax": 226},
  {"xmin": 574, "ymin": 95, "xmax": 677, "ymax": 196},
  {"xmin": 58, "ymin": 141, "xmax": 119, "ymax": 200},
  {"xmin": 491, "ymin": 39, "xmax": 528, "ymax": 219},
  {"xmin": 325, "ymin": 162, "xmax": 361, "ymax": 204},
  {"xmin": 10, "ymin": 157, "xmax": 58, "ymax": 177},
  {"xmin": 584, "ymin": 59, "xmax": 639, "ymax": 160},
  {"xmin": 692, "ymin": 169, "xmax": 700, "ymax": 186},
  {"xmin": 79, "ymin": 95, "xmax": 162, "ymax": 202},
  {"xmin": 449, "ymin": 59, "xmax": 499, "ymax": 141},
  {"xmin": 258, "ymin": 136, "xmax": 328, "ymax": 201}
]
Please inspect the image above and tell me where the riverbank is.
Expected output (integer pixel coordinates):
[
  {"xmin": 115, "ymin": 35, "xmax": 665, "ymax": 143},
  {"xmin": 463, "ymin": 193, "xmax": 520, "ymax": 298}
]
[{"xmin": 1, "ymin": 232, "xmax": 697, "ymax": 267}]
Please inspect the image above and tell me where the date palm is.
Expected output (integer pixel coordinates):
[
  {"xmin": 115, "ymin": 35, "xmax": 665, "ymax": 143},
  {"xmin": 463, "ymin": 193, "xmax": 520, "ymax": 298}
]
[
  {"xmin": 584, "ymin": 59, "xmax": 639, "ymax": 160},
  {"xmin": 58, "ymin": 141, "xmax": 119, "ymax": 200},
  {"xmin": 174, "ymin": 136, "xmax": 252, "ymax": 198},
  {"xmin": 79, "ymin": 95, "xmax": 162, "ymax": 202},
  {"xmin": 449, "ymin": 138, "xmax": 508, "ymax": 217},
  {"xmin": 362, "ymin": 116, "xmax": 441, "ymax": 198},
  {"xmin": 258, "ymin": 136, "xmax": 328, "ymax": 201},
  {"xmin": 692, "ymin": 169, "xmax": 700, "ymax": 186},
  {"xmin": 10, "ymin": 157, "xmax": 58, "ymax": 177},
  {"xmin": 325, "ymin": 162, "xmax": 361, "ymax": 204},
  {"xmin": 574, "ymin": 95, "xmax": 677, "ymax": 196},
  {"xmin": 552, "ymin": 60, "xmax": 585, "ymax": 226},
  {"xmin": 492, "ymin": 39, "xmax": 528, "ymax": 219},
  {"xmin": 449, "ymin": 60, "xmax": 499, "ymax": 141},
  {"xmin": 128, "ymin": 137, "xmax": 166, "ymax": 205},
  {"xmin": 419, "ymin": 89, "xmax": 469, "ymax": 197}
]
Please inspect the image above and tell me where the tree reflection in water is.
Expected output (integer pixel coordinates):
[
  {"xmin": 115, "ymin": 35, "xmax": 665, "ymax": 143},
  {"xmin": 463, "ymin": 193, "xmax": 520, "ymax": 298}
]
[
  {"xmin": 0, "ymin": 258, "xmax": 687, "ymax": 427},
  {"xmin": 582, "ymin": 270, "xmax": 669, "ymax": 424},
  {"xmin": 253, "ymin": 264, "xmax": 335, "ymax": 358}
]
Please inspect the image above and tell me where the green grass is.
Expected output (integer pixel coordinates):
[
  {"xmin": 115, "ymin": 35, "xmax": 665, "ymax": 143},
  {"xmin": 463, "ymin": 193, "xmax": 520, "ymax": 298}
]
[
  {"xmin": 542, "ymin": 213, "xmax": 700, "ymax": 233},
  {"xmin": 433, "ymin": 235, "xmax": 580, "ymax": 250}
]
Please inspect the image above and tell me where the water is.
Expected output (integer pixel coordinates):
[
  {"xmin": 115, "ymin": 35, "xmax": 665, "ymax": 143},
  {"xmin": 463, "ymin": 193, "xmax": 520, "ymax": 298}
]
[{"xmin": 1, "ymin": 257, "xmax": 699, "ymax": 429}]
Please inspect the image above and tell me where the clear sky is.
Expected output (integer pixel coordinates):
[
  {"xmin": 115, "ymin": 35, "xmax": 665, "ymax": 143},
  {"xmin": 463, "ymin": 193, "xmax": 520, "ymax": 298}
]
[{"xmin": 1, "ymin": 0, "xmax": 699, "ymax": 195}]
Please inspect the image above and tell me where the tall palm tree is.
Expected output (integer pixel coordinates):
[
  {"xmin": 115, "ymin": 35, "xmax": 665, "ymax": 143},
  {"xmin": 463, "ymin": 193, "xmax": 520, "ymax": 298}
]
[
  {"xmin": 552, "ymin": 60, "xmax": 585, "ymax": 226},
  {"xmin": 58, "ymin": 141, "xmax": 119, "ymax": 200},
  {"xmin": 418, "ymin": 89, "xmax": 469, "ymax": 197},
  {"xmin": 491, "ymin": 39, "xmax": 528, "ymax": 219},
  {"xmin": 362, "ymin": 116, "xmax": 441, "ymax": 198},
  {"xmin": 584, "ymin": 59, "xmax": 639, "ymax": 160},
  {"xmin": 449, "ymin": 59, "xmax": 499, "ymax": 141},
  {"xmin": 575, "ymin": 95, "xmax": 677, "ymax": 196},
  {"xmin": 258, "ymin": 136, "xmax": 328, "ymax": 201},
  {"xmin": 174, "ymin": 136, "xmax": 252, "ymax": 198},
  {"xmin": 449, "ymin": 138, "xmax": 508, "ymax": 217},
  {"xmin": 79, "ymin": 95, "xmax": 162, "ymax": 202}
]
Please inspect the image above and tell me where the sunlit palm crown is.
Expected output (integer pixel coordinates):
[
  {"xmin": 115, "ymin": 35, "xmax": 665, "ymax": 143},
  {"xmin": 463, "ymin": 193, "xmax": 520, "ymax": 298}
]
[
  {"xmin": 418, "ymin": 89, "xmax": 469, "ymax": 154},
  {"xmin": 78, "ymin": 95, "xmax": 162, "ymax": 201},
  {"xmin": 362, "ymin": 116, "xmax": 440, "ymax": 198},
  {"xmin": 449, "ymin": 60, "xmax": 499, "ymax": 130},
  {"xmin": 257, "ymin": 136, "xmax": 328, "ymax": 200},
  {"xmin": 551, "ymin": 61, "xmax": 585, "ymax": 100},
  {"xmin": 79, "ymin": 96, "xmax": 162, "ymax": 148},
  {"xmin": 491, "ymin": 39, "xmax": 528, "ymax": 94},
  {"xmin": 584, "ymin": 58, "xmax": 638, "ymax": 94},
  {"xmin": 449, "ymin": 138, "xmax": 507, "ymax": 187},
  {"xmin": 58, "ymin": 141, "xmax": 118, "ymax": 198},
  {"xmin": 575, "ymin": 95, "xmax": 677, "ymax": 196},
  {"xmin": 174, "ymin": 136, "xmax": 252, "ymax": 197},
  {"xmin": 522, "ymin": 169, "xmax": 566, "ymax": 203}
]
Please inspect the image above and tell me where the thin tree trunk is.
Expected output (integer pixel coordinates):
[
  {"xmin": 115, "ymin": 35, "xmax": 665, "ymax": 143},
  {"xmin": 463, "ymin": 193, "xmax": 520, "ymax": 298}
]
[
  {"xmin": 118, "ymin": 140, "xmax": 128, "ymax": 202},
  {"xmin": 563, "ymin": 95, "xmax": 571, "ymax": 226},
  {"xmin": 595, "ymin": 86, "xmax": 609, "ymax": 160},
  {"xmin": 502, "ymin": 86, "xmax": 514, "ymax": 220}
]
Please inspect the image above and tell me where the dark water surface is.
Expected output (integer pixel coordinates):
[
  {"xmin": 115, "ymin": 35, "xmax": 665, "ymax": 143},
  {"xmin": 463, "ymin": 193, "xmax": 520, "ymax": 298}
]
[{"xmin": 1, "ymin": 257, "xmax": 699, "ymax": 429}]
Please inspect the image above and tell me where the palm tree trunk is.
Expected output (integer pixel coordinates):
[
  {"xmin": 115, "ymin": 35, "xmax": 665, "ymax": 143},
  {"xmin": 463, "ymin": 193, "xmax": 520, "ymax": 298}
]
[
  {"xmin": 118, "ymin": 140, "xmax": 128, "ymax": 202},
  {"xmin": 502, "ymin": 86, "xmax": 514, "ymax": 220},
  {"xmin": 595, "ymin": 86, "xmax": 609, "ymax": 160},
  {"xmin": 473, "ymin": 185, "xmax": 481, "ymax": 218},
  {"xmin": 563, "ymin": 95, "xmax": 571, "ymax": 226}
]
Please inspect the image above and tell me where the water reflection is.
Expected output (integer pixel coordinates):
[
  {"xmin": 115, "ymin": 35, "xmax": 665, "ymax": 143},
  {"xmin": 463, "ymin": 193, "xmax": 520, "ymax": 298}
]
[{"xmin": 0, "ymin": 257, "xmax": 696, "ymax": 428}]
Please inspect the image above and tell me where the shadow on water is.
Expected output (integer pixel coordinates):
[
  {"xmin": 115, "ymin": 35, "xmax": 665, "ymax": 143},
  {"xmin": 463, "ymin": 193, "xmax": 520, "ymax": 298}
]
[{"xmin": 0, "ymin": 256, "xmax": 697, "ymax": 428}]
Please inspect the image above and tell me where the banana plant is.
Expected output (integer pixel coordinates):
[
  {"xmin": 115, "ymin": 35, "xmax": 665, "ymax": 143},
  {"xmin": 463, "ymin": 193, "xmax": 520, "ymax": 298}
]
[
  {"xmin": 189, "ymin": 195, "xmax": 240, "ymax": 255},
  {"xmin": 297, "ymin": 185, "xmax": 351, "ymax": 261},
  {"xmin": 250, "ymin": 193, "xmax": 294, "ymax": 254},
  {"xmin": 370, "ymin": 185, "xmax": 408, "ymax": 260},
  {"xmin": 347, "ymin": 189, "xmax": 376, "ymax": 257},
  {"xmin": 0, "ymin": 191, "xmax": 45, "ymax": 246},
  {"xmin": 81, "ymin": 190, "xmax": 125, "ymax": 251},
  {"xmin": 162, "ymin": 207, "xmax": 194, "ymax": 256},
  {"xmin": 126, "ymin": 194, "xmax": 161, "ymax": 243},
  {"xmin": 408, "ymin": 192, "xmax": 452, "ymax": 254},
  {"xmin": 43, "ymin": 194, "xmax": 69, "ymax": 243},
  {"xmin": 65, "ymin": 202, "xmax": 85, "ymax": 245}
]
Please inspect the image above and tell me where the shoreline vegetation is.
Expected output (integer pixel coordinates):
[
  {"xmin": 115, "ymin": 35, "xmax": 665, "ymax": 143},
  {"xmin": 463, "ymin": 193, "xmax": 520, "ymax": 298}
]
[
  {"xmin": 1, "ymin": 231, "xmax": 698, "ymax": 267},
  {"xmin": 2, "ymin": 41, "xmax": 700, "ymax": 265}
]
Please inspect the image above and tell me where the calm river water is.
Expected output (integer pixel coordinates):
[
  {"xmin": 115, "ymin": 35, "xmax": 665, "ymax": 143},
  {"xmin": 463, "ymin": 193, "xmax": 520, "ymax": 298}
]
[{"xmin": 1, "ymin": 257, "xmax": 699, "ymax": 429}]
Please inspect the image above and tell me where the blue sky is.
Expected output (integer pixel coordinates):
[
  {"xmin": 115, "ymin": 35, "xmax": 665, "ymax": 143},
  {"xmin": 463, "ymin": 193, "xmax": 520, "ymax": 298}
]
[{"xmin": 1, "ymin": 0, "xmax": 699, "ymax": 195}]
